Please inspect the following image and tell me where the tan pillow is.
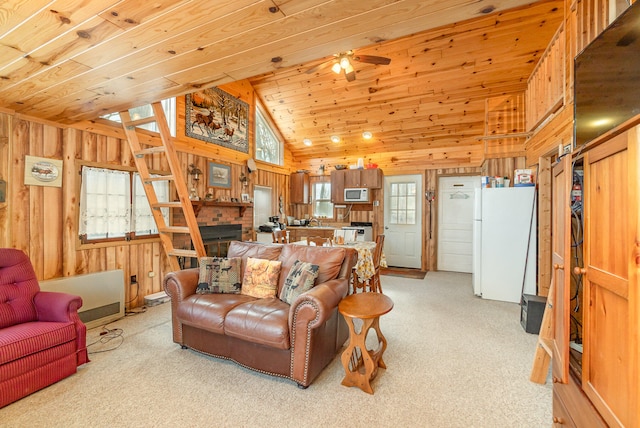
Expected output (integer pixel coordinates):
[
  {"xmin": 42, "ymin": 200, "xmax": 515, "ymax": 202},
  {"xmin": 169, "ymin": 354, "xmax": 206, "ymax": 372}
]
[{"xmin": 241, "ymin": 257, "xmax": 282, "ymax": 298}]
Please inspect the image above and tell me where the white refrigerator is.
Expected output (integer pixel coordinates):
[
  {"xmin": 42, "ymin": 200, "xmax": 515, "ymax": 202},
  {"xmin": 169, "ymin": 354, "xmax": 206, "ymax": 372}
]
[{"xmin": 472, "ymin": 186, "xmax": 537, "ymax": 303}]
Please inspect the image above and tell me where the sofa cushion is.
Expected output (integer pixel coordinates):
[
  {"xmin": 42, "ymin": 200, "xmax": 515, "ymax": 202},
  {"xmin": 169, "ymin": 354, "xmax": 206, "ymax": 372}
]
[
  {"xmin": 196, "ymin": 257, "xmax": 242, "ymax": 294},
  {"xmin": 0, "ymin": 340, "xmax": 77, "ymax": 381},
  {"xmin": 241, "ymin": 258, "xmax": 282, "ymax": 298},
  {"xmin": 278, "ymin": 245, "xmax": 346, "ymax": 288},
  {"xmin": 227, "ymin": 241, "xmax": 282, "ymax": 277},
  {"xmin": 0, "ymin": 321, "xmax": 77, "ymax": 365},
  {"xmin": 224, "ymin": 299, "xmax": 290, "ymax": 350},
  {"xmin": 177, "ymin": 293, "xmax": 255, "ymax": 334},
  {"xmin": 279, "ymin": 260, "xmax": 320, "ymax": 304}
]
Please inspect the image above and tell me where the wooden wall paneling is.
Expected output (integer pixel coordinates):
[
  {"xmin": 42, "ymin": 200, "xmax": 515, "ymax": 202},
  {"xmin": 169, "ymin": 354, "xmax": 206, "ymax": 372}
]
[
  {"xmin": 129, "ymin": 246, "xmax": 139, "ymax": 308},
  {"xmin": 42, "ymin": 124, "xmax": 64, "ymax": 279},
  {"xmin": 63, "ymin": 128, "xmax": 82, "ymax": 276},
  {"xmin": 526, "ymin": 24, "xmax": 565, "ymax": 133},
  {"xmin": 485, "ymin": 94, "xmax": 526, "ymax": 137},
  {"xmin": 566, "ymin": 1, "xmax": 577, "ymax": 106},
  {"xmin": 11, "ymin": 119, "xmax": 30, "ymax": 253},
  {"xmin": 0, "ymin": 113, "xmax": 10, "ymax": 248},
  {"xmin": 525, "ymin": 105, "xmax": 573, "ymax": 166}
]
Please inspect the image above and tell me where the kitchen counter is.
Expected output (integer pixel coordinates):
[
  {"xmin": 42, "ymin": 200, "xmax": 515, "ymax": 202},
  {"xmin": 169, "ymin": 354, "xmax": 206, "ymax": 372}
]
[
  {"xmin": 286, "ymin": 226, "xmax": 337, "ymax": 230},
  {"xmin": 286, "ymin": 226, "xmax": 336, "ymax": 242}
]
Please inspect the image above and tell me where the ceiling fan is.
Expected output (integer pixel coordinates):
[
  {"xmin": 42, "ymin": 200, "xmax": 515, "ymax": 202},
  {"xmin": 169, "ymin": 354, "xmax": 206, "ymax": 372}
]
[{"xmin": 305, "ymin": 50, "xmax": 391, "ymax": 81}]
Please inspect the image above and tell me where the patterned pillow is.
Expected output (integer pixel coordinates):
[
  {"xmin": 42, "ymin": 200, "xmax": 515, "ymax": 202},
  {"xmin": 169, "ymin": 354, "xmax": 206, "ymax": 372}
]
[
  {"xmin": 279, "ymin": 260, "xmax": 320, "ymax": 304},
  {"xmin": 196, "ymin": 257, "xmax": 242, "ymax": 294},
  {"xmin": 241, "ymin": 257, "xmax": 282, "ymax": 298}
]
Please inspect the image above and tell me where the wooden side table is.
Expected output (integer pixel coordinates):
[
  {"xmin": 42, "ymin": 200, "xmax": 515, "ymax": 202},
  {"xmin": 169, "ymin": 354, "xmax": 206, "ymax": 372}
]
[{"xmin": 338, "ymin": 292, "xmax": 394, "ymax": 394}]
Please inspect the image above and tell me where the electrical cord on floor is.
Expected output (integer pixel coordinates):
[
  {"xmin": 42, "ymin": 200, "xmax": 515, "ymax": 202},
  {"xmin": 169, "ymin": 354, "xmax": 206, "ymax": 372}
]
[
  {"xmin": 87, "ymin": 323, "xmax": 124, "ymax": 354},
  {"xmin": 124, "ymin": 280, "xmax": 148, "ymax": 315},
  {"xmin": 125, "ymin": 306, "xmax": 147, "ymax": 316}
]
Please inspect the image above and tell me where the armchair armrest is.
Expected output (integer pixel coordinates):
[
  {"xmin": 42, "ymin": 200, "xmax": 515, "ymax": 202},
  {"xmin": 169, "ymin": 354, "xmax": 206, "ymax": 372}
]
[
  {"xmin": 34, "ymin": 291, "xmax": 89, "ymax": 365},
  {"xmin": 34, "ymin": 291, "xmax": 83, "ymax": 323}
]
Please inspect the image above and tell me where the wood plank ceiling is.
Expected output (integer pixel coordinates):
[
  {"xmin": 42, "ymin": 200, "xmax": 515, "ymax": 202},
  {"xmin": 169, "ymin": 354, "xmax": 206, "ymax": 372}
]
[{"xmin": 0, "ymin": 0, "xmax": 563, "ymax": 166}]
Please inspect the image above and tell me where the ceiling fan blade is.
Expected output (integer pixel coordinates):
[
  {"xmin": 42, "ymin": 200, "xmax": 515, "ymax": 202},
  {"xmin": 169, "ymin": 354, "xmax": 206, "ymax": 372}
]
[
  {"xmin": 305, "ymin": 59, "xmax": 333, "ymax": 74},
  {"xmin": 353, "ymin": 55, "xmax": 391, "ymax": 65}
]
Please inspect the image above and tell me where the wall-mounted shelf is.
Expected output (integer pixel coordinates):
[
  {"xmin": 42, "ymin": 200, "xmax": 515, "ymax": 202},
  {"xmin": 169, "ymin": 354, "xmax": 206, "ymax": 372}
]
[{"xmin": 191, "ymin": 200, "xmax": 253, "ymax": 217}]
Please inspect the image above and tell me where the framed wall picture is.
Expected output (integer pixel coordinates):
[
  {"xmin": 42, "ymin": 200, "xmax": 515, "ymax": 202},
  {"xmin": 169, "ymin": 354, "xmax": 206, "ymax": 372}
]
[
  {"xmin": 185, "ymin": 87, "xmax": 249, "ymax": 153},
  {"xmin": 208, "ymin": 162, "xmax": 231, "ymax": 188},
  {"xmin": 24, "ymin": 156, "xmax": 63, "ymax": 187}
]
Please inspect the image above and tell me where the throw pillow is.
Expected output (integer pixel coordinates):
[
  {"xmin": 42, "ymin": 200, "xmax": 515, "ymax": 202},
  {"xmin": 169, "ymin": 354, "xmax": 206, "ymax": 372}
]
[
  {"xmin": 196, "ymin": 257, "xmax": 242, "ymax": 294},
  {"xmin": 279, "ymin": 259, "xmax": 320, "ymax": 304},
  {"xmin": 241, "ymin": 257, "xmax": 282, "ymax": 298}
]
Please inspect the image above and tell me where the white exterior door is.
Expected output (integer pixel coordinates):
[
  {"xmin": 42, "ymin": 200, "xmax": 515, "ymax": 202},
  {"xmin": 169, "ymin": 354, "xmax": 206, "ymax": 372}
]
[
  {"xmin": 383, "ymin": 174, "xmax": 422, "ymax": 268},
  {"xmin": 437, "ymin": 176, "xmax": 479, "ymax": 272}
]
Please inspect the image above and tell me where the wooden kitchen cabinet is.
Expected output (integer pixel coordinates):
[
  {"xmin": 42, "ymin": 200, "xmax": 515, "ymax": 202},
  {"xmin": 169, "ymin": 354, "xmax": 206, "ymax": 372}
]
[
  {"xmin": 550, "ymin": 122, "xmax": 639, "ymax": 428},
  {"xmin": 290, "ymin": 172, "xmax": 309, "ymax": 204},
  {"xmin": 331, "ymin": 170, "xmax": 346, "ymax": 203},
  {"xmin": 344, "ymin": 168, "xmax": 382, "ymax": 188},
  {"xmin": 331, "ymin": 168, "xmax": 383, "ymax": 203}
]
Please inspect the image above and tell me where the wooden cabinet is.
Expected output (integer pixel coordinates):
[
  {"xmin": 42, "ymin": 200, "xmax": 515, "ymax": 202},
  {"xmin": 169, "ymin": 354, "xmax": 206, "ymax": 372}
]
[
  {"xmin": 551, "ymin": 123, "xmax": 639, "ymax": 428},
  {"xmin": 331, "ymin": 170, "xmax": 346, "ymax": 203},
  {"xmin": 330, "ymin": 168, "xmax": 383, "ymax": 203},
  {"xmin": 290, "ymin": 172, "xmax": 309, "ymax": 204},
  {"xmin": 345, "ymin": 168, "xmax": 382, "ymax": 188}
]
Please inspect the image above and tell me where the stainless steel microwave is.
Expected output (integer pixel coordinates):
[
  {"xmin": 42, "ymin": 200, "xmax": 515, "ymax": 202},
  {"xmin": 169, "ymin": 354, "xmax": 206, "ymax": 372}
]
[{"xmin": 344, "ymin": 187, "xmax": 369, "ymax": 202}]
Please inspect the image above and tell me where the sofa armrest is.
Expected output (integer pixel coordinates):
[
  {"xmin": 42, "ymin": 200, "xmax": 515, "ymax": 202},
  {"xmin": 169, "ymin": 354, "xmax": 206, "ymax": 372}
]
[
  {"xmin": 163, "ymin": 268, "xmax": 199, "ymax": 344},
  {"xmin": 163, "ymin": 268, "xmax": 199, "ymax": 301},
  {"xmin": 289, "ymin": 278, "xmax": 347, "ymax": 328},
  {"xmin": 34, "ymin": 291, "xmax": 83, "ymax": 323}
]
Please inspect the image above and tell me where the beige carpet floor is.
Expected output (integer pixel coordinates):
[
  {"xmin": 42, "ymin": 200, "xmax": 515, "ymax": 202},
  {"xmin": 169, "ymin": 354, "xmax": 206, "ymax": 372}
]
[{"xmin": 0, "ymin": 271, "xmax": 552, "ymax": 427}]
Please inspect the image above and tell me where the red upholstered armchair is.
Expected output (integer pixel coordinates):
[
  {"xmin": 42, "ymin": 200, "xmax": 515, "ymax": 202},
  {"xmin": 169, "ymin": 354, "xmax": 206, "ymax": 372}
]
[{"xmin": 0, "ymin": 248, "xmax": 89, "ymax": 408}]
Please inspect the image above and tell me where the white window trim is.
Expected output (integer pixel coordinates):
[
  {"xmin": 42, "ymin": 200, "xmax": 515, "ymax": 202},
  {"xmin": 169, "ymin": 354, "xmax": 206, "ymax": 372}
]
[
  {"xmin": 255, "ymin": 101, "xmax": 284, "ymax": 166},
  {"xmin": 78, "ymin": 164, "xmax": 169, "ymax": 245}
]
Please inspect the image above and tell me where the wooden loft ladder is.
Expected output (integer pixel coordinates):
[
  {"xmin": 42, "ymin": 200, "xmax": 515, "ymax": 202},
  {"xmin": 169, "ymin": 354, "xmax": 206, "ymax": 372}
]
[
  {"xmin": 119, "ymin": 102, "xmax": 205, "ymax": 271},
  {"xmin": 530, "ymin": 275, "xmax": 555, "ymax": 384}
]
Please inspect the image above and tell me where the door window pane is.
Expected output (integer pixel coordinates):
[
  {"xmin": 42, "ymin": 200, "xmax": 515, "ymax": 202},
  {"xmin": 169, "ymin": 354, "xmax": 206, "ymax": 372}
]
[{"xmin": 389, "ymin": 182, "xmax": 417, "ymax": 225}]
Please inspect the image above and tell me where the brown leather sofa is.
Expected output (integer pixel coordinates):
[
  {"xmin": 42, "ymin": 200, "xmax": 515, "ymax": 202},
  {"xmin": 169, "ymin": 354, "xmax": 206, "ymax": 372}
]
[{"xmin": 163, "ymin": 241, "xmax": 357, "ymax": 388}]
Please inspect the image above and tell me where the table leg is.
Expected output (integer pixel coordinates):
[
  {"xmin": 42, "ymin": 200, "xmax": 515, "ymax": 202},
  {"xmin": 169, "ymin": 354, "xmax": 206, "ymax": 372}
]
[
  {"xmin": 371, "ymin": 316, "xmax": 388, "ymax": 369},
  {"xmin": 340, "ymin": 316, "xmax": 382, "ymax": 394}
]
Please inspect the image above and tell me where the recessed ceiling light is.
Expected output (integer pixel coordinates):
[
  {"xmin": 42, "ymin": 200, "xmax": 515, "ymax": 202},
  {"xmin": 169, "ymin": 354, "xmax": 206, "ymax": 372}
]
[
  {"xmin": 362, "ymin": 131, "xmax": 373, "ymax": 140},
  {"xmin": 330, "ymin": 135, "xmax": 340, "ymax": 143},
  {"xmin": 303, "ymin": 138, "xmax": 312, "ymax": 146}
]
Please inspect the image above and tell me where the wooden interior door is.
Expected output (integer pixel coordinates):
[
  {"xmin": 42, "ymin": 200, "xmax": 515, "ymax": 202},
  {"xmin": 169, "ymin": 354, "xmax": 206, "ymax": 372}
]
[
  {"xmin": 581, "ymin": 133, "xmax": 631, "ymax": 427},
  {"xmin": 551, "ymin": 155, "xmax": 572, "ymax": 384}
]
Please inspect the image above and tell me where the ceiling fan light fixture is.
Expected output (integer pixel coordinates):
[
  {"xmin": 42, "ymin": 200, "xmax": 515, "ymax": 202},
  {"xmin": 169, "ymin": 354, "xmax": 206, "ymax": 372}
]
[
  {"xmin": 331, "ymin": 63, "xmax": 342, "ymax": 74},
  {"xmin": 344, "ymin": 62, "xmax": 354, "ymax": 74},
  {"xmin": 362, "ymin": 131, "xmax": 373, "ymax": 140},
  {"xmin": 330, "ymin": 135, "xmax": 341, "ymax": 143},
  {"xmin": 339, "ymin": 56, "xmax": 350, "ymax": 69},
  {"xmin": 303, "ymin": 138, "xmax": 312, "ymax": 146}
]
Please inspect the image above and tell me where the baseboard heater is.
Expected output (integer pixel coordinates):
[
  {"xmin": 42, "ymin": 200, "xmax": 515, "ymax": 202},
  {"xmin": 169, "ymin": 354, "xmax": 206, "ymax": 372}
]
[{"xmin": 40, "ymin": 270, "xmax": 125, "ymax": 329}]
